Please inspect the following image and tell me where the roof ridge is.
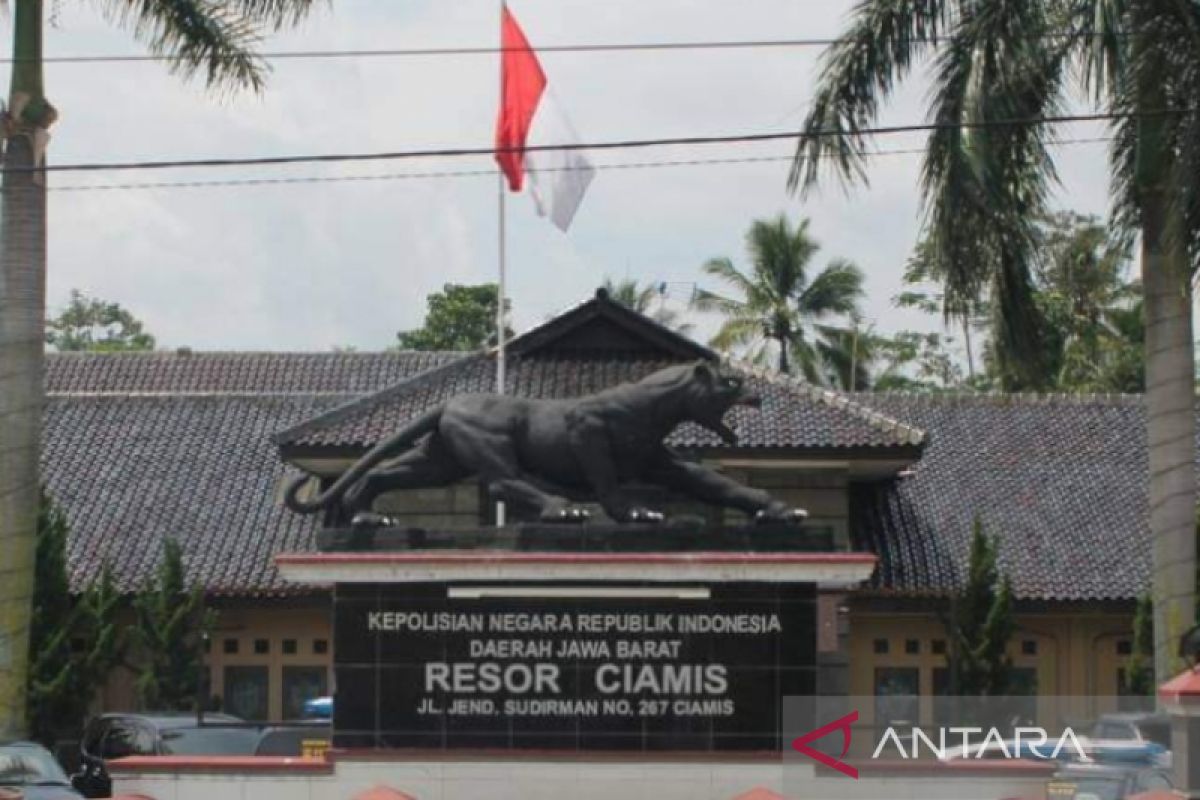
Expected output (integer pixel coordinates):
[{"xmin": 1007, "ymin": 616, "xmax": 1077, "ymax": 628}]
[
  {"xmin": 47, "ymin": 391, "xmax": 361, "ymax": 399},
  {"xmin": 270, "ymin": 352, "xmax": 483, "ymax": 446},
  {"xmin": 45, "ymin": 349, "xmax": 468, "ymax": 358},
  {"xmin": 848, "ymin": 390, "xmax": 1145, "ymax": 406},
  {"xmin": 503, "ymin": 288, "xmax": 715, "ymax": 361},
  {"xmin": 731, "ymin": 361, "xmax": 927, "ymax": 446}
]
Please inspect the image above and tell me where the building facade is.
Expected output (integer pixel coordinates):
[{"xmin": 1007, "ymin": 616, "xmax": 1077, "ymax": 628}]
[{"xmin": 45, "ymin": 291, "xmax": 1149, "ymax": 726}]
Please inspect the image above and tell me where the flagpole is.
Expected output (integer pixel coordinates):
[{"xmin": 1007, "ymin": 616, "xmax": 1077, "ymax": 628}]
[{"xmin": 495, "ymin": 140, "xmax": 508, "ymax": 529}]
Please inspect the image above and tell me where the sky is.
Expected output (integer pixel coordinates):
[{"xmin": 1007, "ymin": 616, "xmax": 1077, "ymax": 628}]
[{"xmin": 27, "ymin": 0, "xmax": 1115, "ymax": 352}]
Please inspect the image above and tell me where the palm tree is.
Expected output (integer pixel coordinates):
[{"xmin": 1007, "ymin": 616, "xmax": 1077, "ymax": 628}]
[
  {"xmin": 692, "ymin": 214, "xmax": 866, "ymax": 386},
  {"xmin": 791, "ymin": 0, "xmax": 1200, "ymax": 680},
  {"xmin": 0, "ymin": 0, "xmax": 320, "ymax": 739},
  {"xmin": 600, "ymin": 277, "xmax": 692, "ymax": 333}
]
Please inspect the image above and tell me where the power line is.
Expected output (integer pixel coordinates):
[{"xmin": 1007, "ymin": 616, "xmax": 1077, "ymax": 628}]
[
  {"xmin": 10, "ymin": 31, "xmax": 1131, "ymax": 65},
  {"xmin": 6, "ymin": 112, "xmax": 1136, "ymax": 176},
  {"xmin": 49, "ymin": 137, "xmax": 1112, "ymax": 194}
]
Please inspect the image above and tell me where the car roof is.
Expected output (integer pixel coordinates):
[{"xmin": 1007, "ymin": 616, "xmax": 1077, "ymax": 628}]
[
  {"xmin": 95, "ymin": 712, "xmax": 242, "ymax": 728},
  {"xmin": 1097, "ymin": 712, "xmax": 1170, "ymax": 723},
  {"xmin": 0, "ymin": 741, "xmax": 49, "ymax": 750}
]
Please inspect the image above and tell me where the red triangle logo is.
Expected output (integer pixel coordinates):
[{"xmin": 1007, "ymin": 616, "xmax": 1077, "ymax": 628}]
[{"xmin": 790, "ymin": 710, "xmax": 859, "ymax": 779}]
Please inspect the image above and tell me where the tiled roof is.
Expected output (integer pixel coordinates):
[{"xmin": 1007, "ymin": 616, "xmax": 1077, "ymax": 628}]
[
  {"xmin": 41, "ymin": 350, "xmax": 1167, "ymax": 602},
  {"xmin": 43, "ymin": 351, "xmax": 468, "ymax": 596},
  {"xmin": 46, "ymin": 351, "xmax": 461, "ymax": 395},
  {"xmin": 45, "ymin": 392, "xmax": 345, "ymax": 596},
  {"xmin": 849, "ymin": 392, "xmax": 1153, "ymax": 601},
  {"xmin": 272, "ymin": 353, "xmax": 925, "ymax": 452}
]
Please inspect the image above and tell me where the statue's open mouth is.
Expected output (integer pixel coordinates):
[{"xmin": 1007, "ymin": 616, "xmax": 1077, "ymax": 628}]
[
  {"xmin": 708, "ymin": 393, "xmax": 763, "ymax": 445},
  {"xmin": 736, "ymin": 392, "xmax": 762, "ymax": 409}
]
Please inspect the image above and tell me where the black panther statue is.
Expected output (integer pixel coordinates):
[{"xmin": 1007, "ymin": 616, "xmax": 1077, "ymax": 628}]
[{"xmin": 284, "ymin": 361, "xmax": 807, "ymax": 526}]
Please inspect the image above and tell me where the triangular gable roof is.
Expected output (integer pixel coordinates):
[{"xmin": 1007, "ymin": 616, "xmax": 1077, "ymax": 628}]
[
  {"xmin": 507, "ymin": 287, "xmax": 716, "ymax": 360},
  {"xmin": 273, "ymin": 291, "xmax": 924, "ymax": 458}
]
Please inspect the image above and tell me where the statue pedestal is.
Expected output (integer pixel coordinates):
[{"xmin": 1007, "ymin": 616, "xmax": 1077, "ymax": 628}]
[
  {"xmin": 276, "ymin": 524, "xmax": 874, "ymax": 754},
  {"xmin": 314, "ymin": 520, "xmax": 835, "ymax": 554}
]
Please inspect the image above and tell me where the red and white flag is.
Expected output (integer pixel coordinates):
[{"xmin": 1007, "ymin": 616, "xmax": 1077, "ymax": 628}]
[{"xmin": 494, "ymin": 5, "xmax": 594, "ymax": 231}]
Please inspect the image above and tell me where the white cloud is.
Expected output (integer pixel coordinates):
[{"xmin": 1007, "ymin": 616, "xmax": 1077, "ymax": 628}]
[{"xmin": 25, "ymin": 0, "xmax": 1118, "ymax": 351}]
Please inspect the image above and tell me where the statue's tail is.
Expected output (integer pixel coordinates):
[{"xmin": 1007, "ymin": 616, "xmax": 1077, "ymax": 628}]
[{"xmin": 283, "ymin": 406, "xmax": 444, "ymax": 515}]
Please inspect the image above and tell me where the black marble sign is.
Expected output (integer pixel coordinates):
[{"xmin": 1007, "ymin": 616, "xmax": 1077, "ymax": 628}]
[{"xmin": 333, "ymin": 581, "xmax": 816, "ymax": 751}]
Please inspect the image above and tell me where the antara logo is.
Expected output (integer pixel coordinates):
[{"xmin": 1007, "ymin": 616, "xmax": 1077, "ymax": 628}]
[
  {"xmin": 791, "ymin": 710, "xmax": 860, "ymax": 779},
  {"xmin": 791, "ymin": 711, "xmax": 1089, "ymax": 780}
]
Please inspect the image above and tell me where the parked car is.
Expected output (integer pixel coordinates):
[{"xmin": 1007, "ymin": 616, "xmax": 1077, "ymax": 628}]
[
  {"xmin": 0, "ymin": 741, "xmax": 83, "ymax": 799},
  {"xmin": 940, "ymin": 737, "xmax": 1076, "ymax": 762},
  {"xmin": 1085, "ymin": 713, "xmax": 1171, "ymax": 765},
  {"xmin": 1046, "ymin": 762, "xmax": 1172, "ymax": 800},
  {"xmin": 73, "ymin": 713, "xmax": 257, "ymax": 798},
  {"xmin": 254, "ymin": 724, "xmax": 332, "ymax": 758}
]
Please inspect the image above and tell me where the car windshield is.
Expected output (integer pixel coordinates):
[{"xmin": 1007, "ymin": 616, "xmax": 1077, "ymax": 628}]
[
  {"xmin": 159, "ymin": 726, "xmax": 262, "ymax": 756},
  {"xmin": 0, "ymin": 746, "xmax": 70, "ymax": 786}
]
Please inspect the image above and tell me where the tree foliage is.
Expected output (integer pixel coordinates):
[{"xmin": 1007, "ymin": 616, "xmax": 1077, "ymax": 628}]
[
  {"xmin": 46, "ymin": 290, "xmax": 155, "ymax": 352},
  {"xmin": 131, "ymin": 539, "xmax": 214, "ymax": 712},
  {"xmin": 692, "ymin": 214, "xmax": 867, "ymax": 386},
  {"xmin": 877, "ymin": 212, "xmax": 1143, "ymax": 393},
  {"xmin": 1119, "ymin": 594, "xmax": 1155, "ymax": 698},
  {"xmin": 26, "ymin": 492, "xmax": 121, "ymax": 746},
  {"xmin": 397, "ymin": 283, "xmax": 512, "ymax": 352},
  {"xmin": 601, "ymin": 278, "xmax": 692, "ymax": 333},
  {"xmin": 946, "ymin": 518, "xmax": 1016, "ymax": 696}
]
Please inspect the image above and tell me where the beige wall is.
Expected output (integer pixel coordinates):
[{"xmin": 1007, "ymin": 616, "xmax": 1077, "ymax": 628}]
[
  {"xmin": 849, "ymin": 608, "xmax": 1137, "ymax": 727},
  {"xmin": 206, "ymin": 606, "xmax": 332, "ymax": 721}
]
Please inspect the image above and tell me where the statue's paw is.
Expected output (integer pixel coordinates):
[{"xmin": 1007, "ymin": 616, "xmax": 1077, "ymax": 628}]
[
  {"xmin": 543, "ymin": 506, "xmax": 591, "ymax": 524},
  {"xmin": 626, "ymin": 508, "xmax": 666, "ymax": 524},
  {"xmin": 755, "ymin": 505, "xmax": 808, "ymax": 525},
  {"xmin": 351, "ymin": 511, "xmax": 396, "ymax": 528}
]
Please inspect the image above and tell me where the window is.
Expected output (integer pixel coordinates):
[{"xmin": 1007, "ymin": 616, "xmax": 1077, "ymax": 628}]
[
  {"xmin": 874, "ymin": 667, "xmax": 919, "ymax": 728},
  {"xmin": 1095, "ymin": 721, "xmax": 1134, "ymax": 740},
  {"xmin": 904, "ymin": 639, "xmax": 919, "ymax": 655},
  {"xmin": 931, "ymin": 639, "xmax": 946, "ymax": 656},
  {"xmin": 254, "ymin": 639, "xmax": 269, "ymax": 655},
  {"xmin": 224, "ymin": 666, "xmax": 269, "ymax": 721},
  {"xmin": 223, "ymin": 638, "xmax": 239, "ymax": 655},
  {"xmin": 1117, "ymin": 640, "xmax": 1133, "ymax": 656},
  {"xmin": 283, "ymin": 666, "xmax": 329, "ymax": 720},
  {"xmin": 873, "ymin": 638, "xmax": 889, "ymax": 655},
  {"xmin": 313, "ymin": 639, "xmax": 329, "ymax": 655},
  {"xmin": 1021, "ymin": 640, "xmax": 1038, "ymax": 656},
  {"xmin": 100, "ymin": 721, "xmax": 156, "ymax": 759},
  {"xmin": 282, "ymin": 639, "xmax": 297, "ymax": 655}
]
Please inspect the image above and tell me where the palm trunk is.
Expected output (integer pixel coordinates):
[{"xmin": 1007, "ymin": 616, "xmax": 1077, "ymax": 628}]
[
  {"xmin": 1135, "ymin": 49, "xmax": 1196, "ymax": 682},
  {"xmin": 778, "ymin": 336, "xmax": 789, "ymax": 374},
  {"xmin": 1143, "ymin": 191, "xmax": 1196, "ymax": 684},
  {"xmin": 0, "ymin": 0, "xmax": 49, "ymax": 739}
]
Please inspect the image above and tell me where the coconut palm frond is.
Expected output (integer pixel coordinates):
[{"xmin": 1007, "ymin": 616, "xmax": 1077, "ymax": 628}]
[
  {"xmin": 231, "ymin": 0, "xmax": 322, "ymax": 31},
  {"xmin": 798, "ymin": 258, "xmax": 864, "ymax": 318},
  {"xmin": 791, "ymin": 0, "xmax": 954, "ymax": 194},
  {"xmin": 700, "ymin": 257, "xmax": 771, "ymax": 308},
  {"xmin": 108, "ymin": 0, "xmax": 268, "ymax": 92},
  {"xmin": 920, "ymin": 0, "xmax": 1068, "ymax": 387},
  {"xmin": 709, "ymin": 314, "xmax": 765, "ymax": 353},
  {"xmin": 690, "ymin": 287, "xmax": 744, "ymax": 316}
]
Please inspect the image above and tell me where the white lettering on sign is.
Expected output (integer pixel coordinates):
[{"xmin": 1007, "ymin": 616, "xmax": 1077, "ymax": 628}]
[
  {"xmin": 424, "ymin": 662, "xmax": 561, "ymax": 695},
  {"xmin": 367, "ymin": 612, "xmax": 484, "ymax": 632},
  {"xmin": 594, "ymin": 664, "xmax": 728, "ymax": 695}
]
